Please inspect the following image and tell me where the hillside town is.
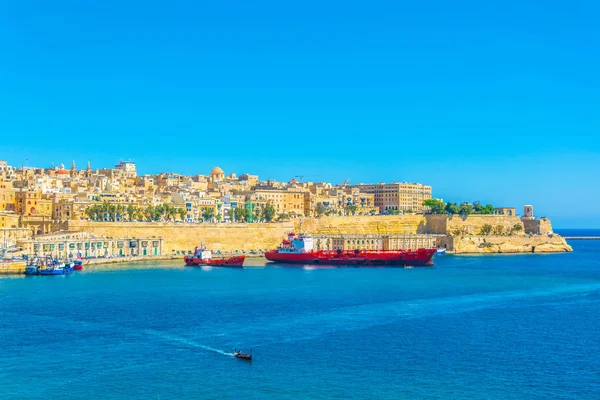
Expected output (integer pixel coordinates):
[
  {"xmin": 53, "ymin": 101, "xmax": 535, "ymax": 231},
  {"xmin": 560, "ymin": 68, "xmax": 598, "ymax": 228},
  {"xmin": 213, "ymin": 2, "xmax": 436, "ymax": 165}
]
[{"xmin": 0, "ymin": 159, "xmax": 433, "ymax": 234}]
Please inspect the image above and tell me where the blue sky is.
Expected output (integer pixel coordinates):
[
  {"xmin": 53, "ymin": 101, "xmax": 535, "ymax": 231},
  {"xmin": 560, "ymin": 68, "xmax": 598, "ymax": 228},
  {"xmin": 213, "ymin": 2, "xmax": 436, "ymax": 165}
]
[{"xmin": 1, "ymin": 1, "xmax": 599, "ymax": 227}]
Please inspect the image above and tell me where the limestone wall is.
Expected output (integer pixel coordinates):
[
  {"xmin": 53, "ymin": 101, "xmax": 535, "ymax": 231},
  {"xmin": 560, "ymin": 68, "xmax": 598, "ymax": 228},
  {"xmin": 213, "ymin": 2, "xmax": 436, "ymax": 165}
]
[
  {"xmin": 296, "ymin": 215, "xmax": 427, "ymax": 235},
  {"xmin": 523, "ymin": 218, "xmax": 553, "ymax": 234},
  {"xmin": 425, "ymin": 215, "xmax": 449, "ymax": 234},
  {"xmin": 440, "ymin": 234, "xmax": 572, "ymax": 254},
  {"xmin": 66, "ymin": 221, "xmax": 294, "ymax": 254},
  {"xmin": 65, "ymin": 215, "xmax": 564, "ymax": 255},
  {"xmin": 426, "ymin": 214, "xmax": 525, "ymax": 236},
  {"xmin": 445, "ymin": 214, "xmax": 524, "ymax": 235}
]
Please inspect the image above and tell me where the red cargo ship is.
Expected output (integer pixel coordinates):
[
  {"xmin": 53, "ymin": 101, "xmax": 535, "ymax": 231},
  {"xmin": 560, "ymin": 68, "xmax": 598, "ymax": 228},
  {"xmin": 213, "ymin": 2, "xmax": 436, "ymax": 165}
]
[
  {"xmin": 184, "ymin": 244, "xmax": 245, "ymax": 267},
  {"xmin": 265, "ymin": 233, "xmax": 435, "ymax": 266}
]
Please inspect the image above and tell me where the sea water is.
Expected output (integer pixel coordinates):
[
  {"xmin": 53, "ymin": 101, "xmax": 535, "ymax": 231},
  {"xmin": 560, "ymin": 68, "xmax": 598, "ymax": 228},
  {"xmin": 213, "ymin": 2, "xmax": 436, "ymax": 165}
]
[{"xmin": 1, "ymin": 234, "xmax": 599, "ymax": 399}]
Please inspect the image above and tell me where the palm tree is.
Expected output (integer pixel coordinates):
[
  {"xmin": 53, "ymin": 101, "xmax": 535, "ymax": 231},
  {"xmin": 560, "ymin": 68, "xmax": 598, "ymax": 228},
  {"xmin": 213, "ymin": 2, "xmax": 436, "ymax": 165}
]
[
  {"xmin": 254, "ymin": 207, "xmax": 262, "ymax": 223},
  {"xmin": 202, "ymin": 207, "xmax": 215, "ymax": 222},
  {"xmin": 177, "ymin": 207, "xmax": 187, "ymax": 222},
  {"xmin": 127, "ymin": 204, "xmax": 136, "ymax": 221}
]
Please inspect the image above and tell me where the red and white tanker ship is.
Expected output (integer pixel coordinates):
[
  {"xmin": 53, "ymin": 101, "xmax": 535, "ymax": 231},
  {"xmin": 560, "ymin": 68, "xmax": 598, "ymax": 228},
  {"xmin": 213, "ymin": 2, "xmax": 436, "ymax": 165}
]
[
  {"xmin": 265, "ymin": 232, "xmax": 435, "ymax": 266},
  {"xmin": 184, "ymin": 244, "xmax": 245, "ymax": 267}
]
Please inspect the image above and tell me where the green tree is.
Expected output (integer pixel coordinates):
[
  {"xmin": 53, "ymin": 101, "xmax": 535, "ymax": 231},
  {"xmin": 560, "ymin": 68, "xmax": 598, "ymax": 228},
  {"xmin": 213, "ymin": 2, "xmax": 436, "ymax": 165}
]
[
  {"xmin": 202, "ymin": 207, "xmax": 215, "ymax": 222},
  {"xmin": 227, "ymin": 208, "xmax": 235, "ymax": 222},
  {"xmin": 344, "ymin": 204, "xmax": 358, "ymax": 215},
  {"xmin": 127, "ymin": 205, "xmax": 136, "ymax": 221},
  {"xmin": 445, "ymin": 202, "xmax": 460, "ymax": 214},
  {"xmin": 179, "ymin": 207, "xmax": 188, "ymax": 221},
  {"xmin": 493, "ymin": 225, "xmax": 504, "ymax": 235},
  {"xmin": 315, "ymin": 203, "xmax": 326, "ymax": 217},
  {"xmin": 451, "ymin": 228, "xmax": 463, "ymax": 236},
  {"xmin": 254, "ymin": 207, "xmax": 262, "ymax": 222},
  {"xmin": 144, "ymin": 206, "xmax": 155, "ymax": 221},
  {"xmin": 512, "ymin": 223, "xmax": 523, "ymax": 233},
  {"xmin": 423, "ymin": 199, "xmax": 446, "ymax": 214},
  {"xmin": 459, "ymin": 203, "xmax": 473, "ymax": 216},
  {"xmin": 264, "ymin": 204, "xmax": 276, "ymax": 222},
  {"xmin": 277, "ymin": 212, "xmax": 290, "ymax": 221},
  {"xmin": 483, "ymin": 204, "xmax": 495, "ymax": 214},
  {"xmin": 215, "ymin": 213, "xmax": 222, "ymax": 223},
  {"xmin": 242, "ymin": 208, "xmax": 251, "ymax": 222},
  {"xmin": 479, "ymin": 224, "xmax": 493, "ymax": 235}
]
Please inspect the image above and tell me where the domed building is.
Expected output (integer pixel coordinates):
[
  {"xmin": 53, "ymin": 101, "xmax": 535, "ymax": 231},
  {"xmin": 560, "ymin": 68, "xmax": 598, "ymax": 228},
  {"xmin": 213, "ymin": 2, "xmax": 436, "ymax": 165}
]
[
  {"xmin": 56, "ymin": 163, "xmax": 70, "ymax": 176},
  {"xmin": 210, "ymin": 166, "xmax": 225, "ymax": 182}
]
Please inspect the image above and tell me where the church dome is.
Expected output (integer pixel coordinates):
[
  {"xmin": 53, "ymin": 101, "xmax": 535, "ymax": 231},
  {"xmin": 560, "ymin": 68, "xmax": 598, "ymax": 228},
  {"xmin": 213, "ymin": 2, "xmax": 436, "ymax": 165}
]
[{"xmin": 210, "ymin": 166, "xmax": 224, "ymax": 175}]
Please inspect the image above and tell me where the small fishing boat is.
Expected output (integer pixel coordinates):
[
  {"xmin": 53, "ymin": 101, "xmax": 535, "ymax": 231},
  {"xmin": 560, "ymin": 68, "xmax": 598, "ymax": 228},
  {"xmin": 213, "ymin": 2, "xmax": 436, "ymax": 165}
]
[
  {"xmin": 24, "ymin": 256, "xmax": 41, "ymax": 275},
  {"xmin": 72, "ymin": 260, "xmax": 83, "ymax": 271},
  {"xmin": 233, "ymin": 348, "xmax": 252, "ymax": 361},
  {"xmin": 39, "ymin": 259, "xmax": 73, "ymax": 275},
  {"xmin": 436, "ymin": 247, "xmax": 447, "ymax": 254},
  {"xmin": 24, "ymin": 264, "xmax": 40, "ymax": 275}
]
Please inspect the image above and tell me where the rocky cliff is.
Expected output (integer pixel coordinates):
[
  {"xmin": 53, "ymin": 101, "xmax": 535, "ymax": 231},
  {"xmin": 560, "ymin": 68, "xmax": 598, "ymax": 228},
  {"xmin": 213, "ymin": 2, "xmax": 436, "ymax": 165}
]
[{"xmin": 446, "ymin": 234, "xmax": 572, "ymax": 254}]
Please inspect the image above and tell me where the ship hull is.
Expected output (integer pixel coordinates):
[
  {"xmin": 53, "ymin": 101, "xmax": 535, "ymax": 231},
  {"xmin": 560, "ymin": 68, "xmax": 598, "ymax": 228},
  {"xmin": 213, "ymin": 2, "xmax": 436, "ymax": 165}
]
[
  {"xmin": 265, "ymin": 249, "xmax": 436, "ymax": 266},
  {"xmin": 184, "ymin": 255, "xmax": 245, "ymax": 267},
  {"xmin": 264, "ymin": 251, "xmax": 318, "ymax": 263}
]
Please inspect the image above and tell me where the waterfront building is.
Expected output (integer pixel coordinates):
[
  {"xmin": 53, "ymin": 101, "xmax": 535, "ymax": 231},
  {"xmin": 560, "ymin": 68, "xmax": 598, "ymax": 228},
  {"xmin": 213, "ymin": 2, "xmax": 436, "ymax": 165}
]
[
  {"xmin": 351, "ymin": 182, "xmax": 432, "ymax": 214},
  {"xmin": 17, "ymin": 231, "xmax": 164, "ymax": 258},
  {"xmin": 312, "ymin": 234, "xmax": 439, "ymax": 251}
]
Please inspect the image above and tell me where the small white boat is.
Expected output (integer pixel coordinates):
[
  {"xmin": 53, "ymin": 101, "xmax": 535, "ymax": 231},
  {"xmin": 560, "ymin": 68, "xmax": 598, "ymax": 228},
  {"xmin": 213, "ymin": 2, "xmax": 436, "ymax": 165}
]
[{"xmin": 436, "ymin": 248, "xmax": 447, "ymax": 254}]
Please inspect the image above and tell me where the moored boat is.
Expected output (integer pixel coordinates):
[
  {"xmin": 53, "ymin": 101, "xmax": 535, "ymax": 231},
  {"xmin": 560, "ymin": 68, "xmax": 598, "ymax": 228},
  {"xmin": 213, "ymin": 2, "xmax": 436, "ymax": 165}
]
[
  {"xmin": 24, "ymin": 264, "xmax": 40, "ymax": 275},
  {"xmin": 265, "ymin": 232, "xmax": 436, "ymax": 267},
  {"xmin": 184, "ymin": 244, "xmax": 245, "ymax": 267},
  {"xmin": 73, "ymin": 260, "xmax": 83, "ymax": 270},
  {"xmin": 39, "ymin": 258, "xmax": 73, "ymax": 275}
]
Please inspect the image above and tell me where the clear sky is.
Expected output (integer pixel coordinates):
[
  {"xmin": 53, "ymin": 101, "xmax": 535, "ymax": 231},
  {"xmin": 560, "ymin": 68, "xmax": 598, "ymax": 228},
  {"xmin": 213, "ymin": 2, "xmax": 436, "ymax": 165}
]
[{"xmin": 2, "ymin": 1, "xmax": 599, "ymax": 228}]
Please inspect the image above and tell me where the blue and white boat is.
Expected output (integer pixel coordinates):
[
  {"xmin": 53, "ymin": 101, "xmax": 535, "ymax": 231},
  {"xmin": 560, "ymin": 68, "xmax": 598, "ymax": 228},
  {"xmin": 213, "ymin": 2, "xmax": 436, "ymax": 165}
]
[
  {"xmin": 39, "ymin": 260, "xmax": 73, "ymax": 275},
  {"xmin": 436, "ymin": 248, "xmax": 447, "ymax": 254}
]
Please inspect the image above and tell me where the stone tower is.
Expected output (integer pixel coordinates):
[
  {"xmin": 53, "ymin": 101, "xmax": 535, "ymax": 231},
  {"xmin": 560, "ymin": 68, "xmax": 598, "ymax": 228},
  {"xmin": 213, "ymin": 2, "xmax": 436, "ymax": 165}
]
[{"xmin": 523, "ymin": 205, "xmax": 534, "ymax": 219}]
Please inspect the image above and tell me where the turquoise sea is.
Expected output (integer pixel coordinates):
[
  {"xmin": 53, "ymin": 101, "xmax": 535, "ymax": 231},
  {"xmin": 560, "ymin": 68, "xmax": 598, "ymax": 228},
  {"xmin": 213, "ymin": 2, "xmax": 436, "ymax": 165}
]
[{"xmin": 1, "ymin": 233, "xmax": 599, "ymax": 399}]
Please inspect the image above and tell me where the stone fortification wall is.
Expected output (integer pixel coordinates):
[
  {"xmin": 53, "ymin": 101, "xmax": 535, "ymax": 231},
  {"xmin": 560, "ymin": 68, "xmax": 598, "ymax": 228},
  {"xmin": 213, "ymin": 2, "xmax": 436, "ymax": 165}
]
[
  {"xmin": 65, "ymin": 215, "xmax": 565, "ymax": 255},
  {"xmin": 439, "ymin": 234, "xmax": 572, "ymax": 254},
  {"xmin": 297, "ymin": 215, "xmax": 427, "ymax": 235},
  {"xmin": 425, "ymin": 214, "xmax": 525, "ymax": 235},
  {"xmin": 522, "ymin": 218, "xmax": 553, "ymax": 234},
  {"xmin": 66, "ymin": 221, "xmax": 294, "ymax": 254}
]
